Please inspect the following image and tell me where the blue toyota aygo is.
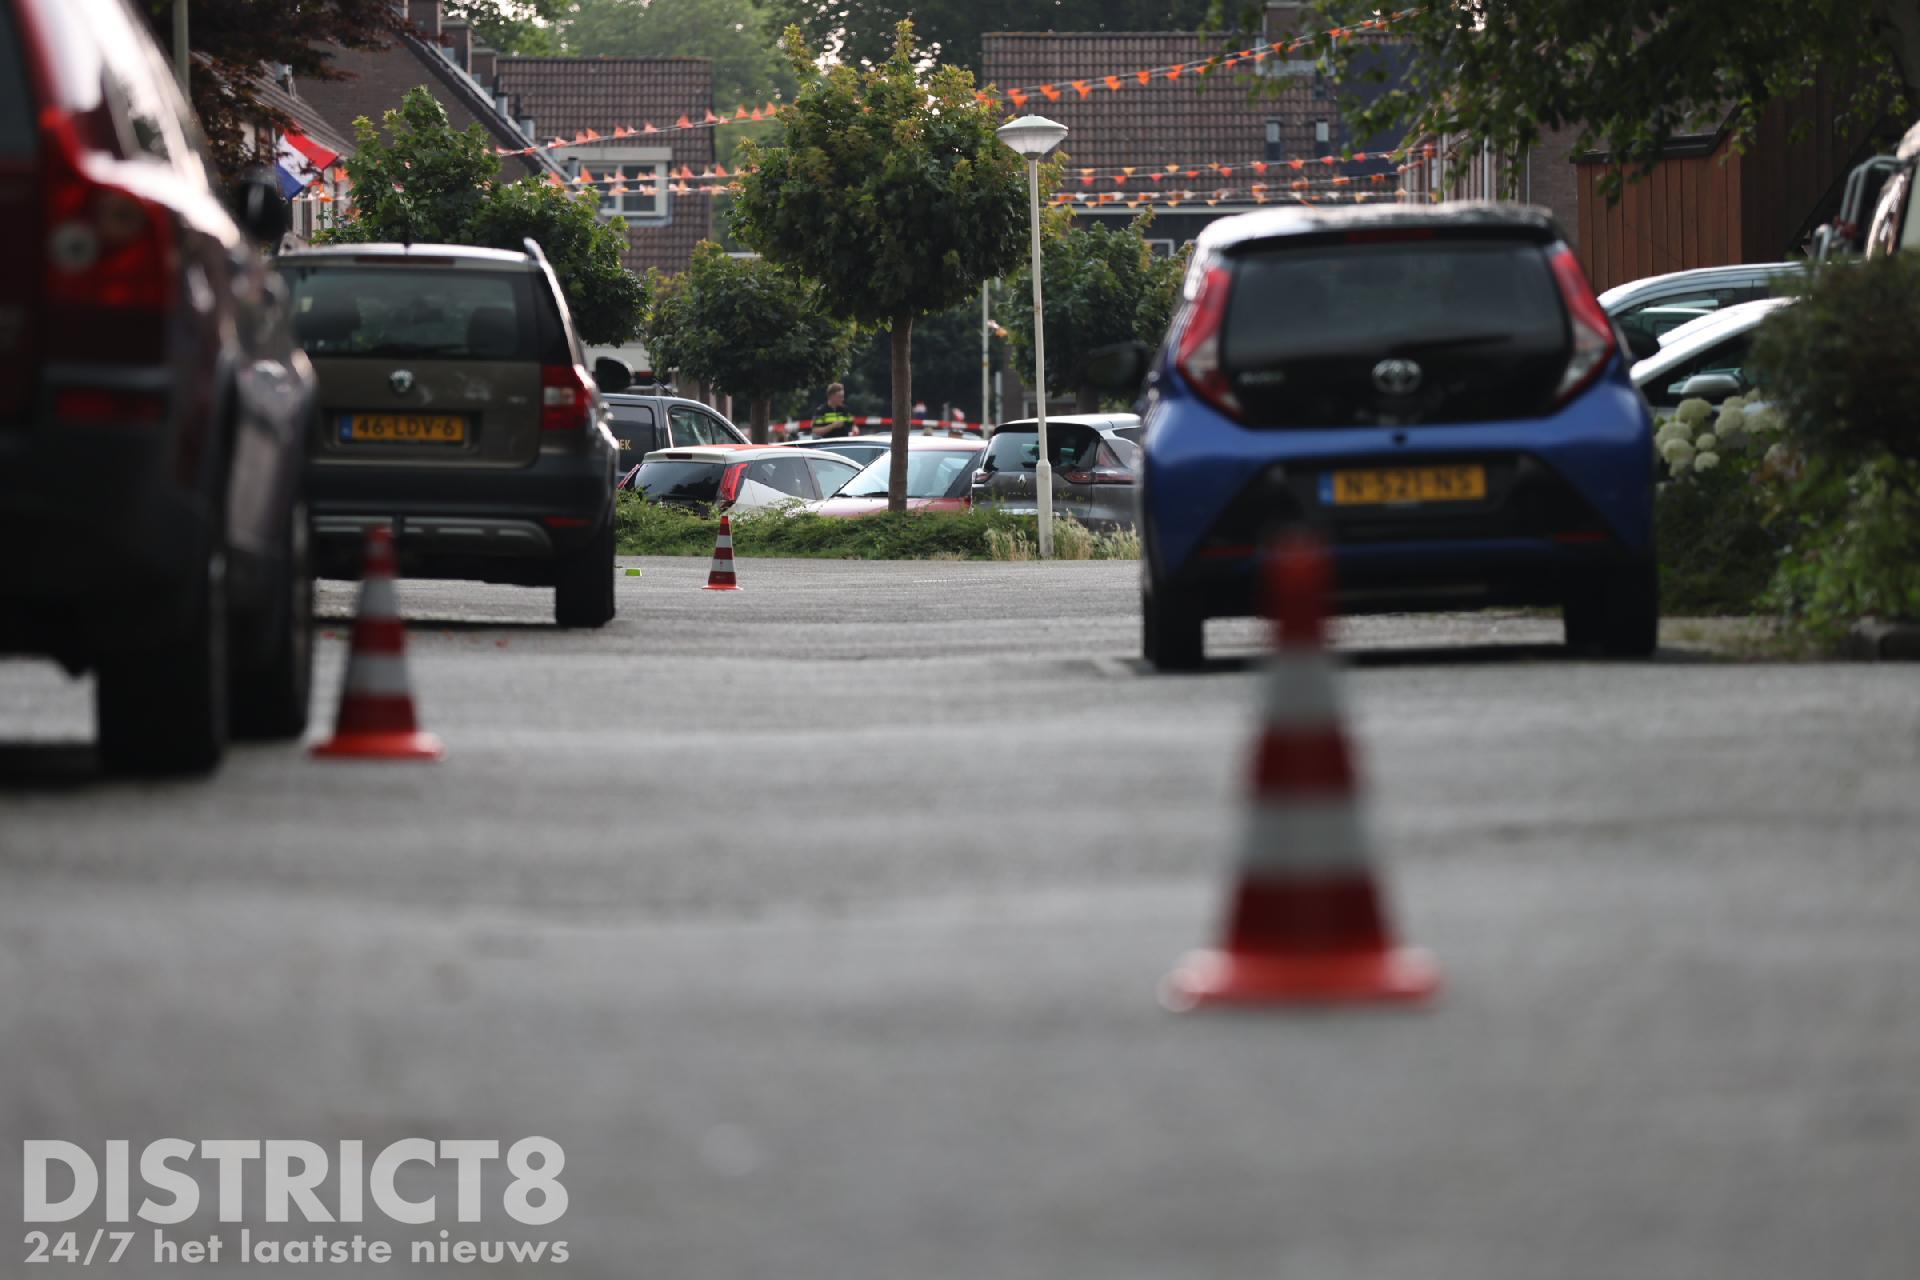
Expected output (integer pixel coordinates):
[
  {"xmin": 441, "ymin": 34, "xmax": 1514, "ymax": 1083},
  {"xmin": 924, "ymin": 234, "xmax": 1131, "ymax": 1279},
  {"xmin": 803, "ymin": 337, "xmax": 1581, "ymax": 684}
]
[{"xmin": 1134, "ymin": 203, "xmax": 1656, "ymax": 669}]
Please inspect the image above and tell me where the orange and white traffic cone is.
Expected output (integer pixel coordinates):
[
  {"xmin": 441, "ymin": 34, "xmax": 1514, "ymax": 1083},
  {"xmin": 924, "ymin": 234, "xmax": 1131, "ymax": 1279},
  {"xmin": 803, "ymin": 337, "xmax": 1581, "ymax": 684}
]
[
  {"xmin": 310, "ymin": 526, "xmax": 444, "ymax": 761},
  {"xmin": 1161, "ymin": 533, "xmax": 1438, "ymax": 1010},
  {"xmin": 703, "ymin": 515, "xmax": 741, "ymax": 591}
]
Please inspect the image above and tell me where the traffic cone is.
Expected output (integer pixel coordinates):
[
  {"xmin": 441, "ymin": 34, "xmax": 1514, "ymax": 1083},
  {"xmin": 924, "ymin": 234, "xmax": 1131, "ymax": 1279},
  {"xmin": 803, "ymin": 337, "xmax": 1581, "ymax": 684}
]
[
  {"xmin": 702, "ymin": 515, "xmax": 741, "ymax": 591},
  {"xmin": 310, "ymin": 526, "xmax": 444, "ymax": 761},
  {"xmin": 1160, "ymin": 533, "xmax": 1438, "ymax": 1010}
]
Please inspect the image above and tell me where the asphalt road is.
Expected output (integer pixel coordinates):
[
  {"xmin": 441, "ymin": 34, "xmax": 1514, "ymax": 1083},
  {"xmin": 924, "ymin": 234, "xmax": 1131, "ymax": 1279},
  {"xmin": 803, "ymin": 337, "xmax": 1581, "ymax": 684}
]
[{"xmin": 2, "ymin": 558, "xmax": 1917, "ymax": 1279}]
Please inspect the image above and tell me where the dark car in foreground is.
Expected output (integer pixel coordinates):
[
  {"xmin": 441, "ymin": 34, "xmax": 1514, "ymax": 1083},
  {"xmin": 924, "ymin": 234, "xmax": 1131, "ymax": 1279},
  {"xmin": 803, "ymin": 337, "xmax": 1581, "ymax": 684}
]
[
  {"xmin": 970, "ymin": 415, "xmax": 1141, "ymax": 530},
  {"xmin": 0, "ymin": 0, "xmax": 316, "ymax": 774},
  {"xmin": 1126, "ymin": 203, "xmax": 1656, "ymax": 670},
  {"xmin": 278, "ymin": 241, "xmax": 619, "ymax": 628}
]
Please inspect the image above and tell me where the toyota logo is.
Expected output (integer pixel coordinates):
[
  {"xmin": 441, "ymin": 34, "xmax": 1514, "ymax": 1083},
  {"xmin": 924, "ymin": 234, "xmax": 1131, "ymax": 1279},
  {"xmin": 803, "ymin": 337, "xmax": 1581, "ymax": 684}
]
[
  {"xmin": 389, "ymin": 369, "xmax": 416, "ymax": 396},
  {"xmin": 1371, "ymin": 358, "xmax": 1423, "ymax": 396}
]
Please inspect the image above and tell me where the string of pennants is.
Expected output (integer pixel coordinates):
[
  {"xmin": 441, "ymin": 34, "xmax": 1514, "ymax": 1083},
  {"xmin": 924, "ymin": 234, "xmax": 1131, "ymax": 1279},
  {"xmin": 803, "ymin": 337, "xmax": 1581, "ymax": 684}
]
[
  {"xmin": 975, "ymin": 8, "xmax": 1421, "ymax": 108},
  {"xmin": 494, "ymin": 104, "xmax": 784, "ymax": 162}
]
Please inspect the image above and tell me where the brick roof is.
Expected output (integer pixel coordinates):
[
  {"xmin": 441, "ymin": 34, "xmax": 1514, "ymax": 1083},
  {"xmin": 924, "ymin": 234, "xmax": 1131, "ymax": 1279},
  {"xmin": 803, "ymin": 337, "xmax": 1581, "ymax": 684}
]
[{"xmin": 493, "ymin": 57, "xmax": 716, "ymax": 275}]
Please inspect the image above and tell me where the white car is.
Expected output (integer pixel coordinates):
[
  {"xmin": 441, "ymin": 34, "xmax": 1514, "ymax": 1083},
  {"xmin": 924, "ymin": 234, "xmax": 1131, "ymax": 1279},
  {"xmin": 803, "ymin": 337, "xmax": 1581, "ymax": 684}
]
[
  {"xmin": 621, "ymin": 446, "xmax": 862, "ymax": 515},
  {"xmin": 1630, "ymin": 297, "xmax": 1793, "ymax": 412}
]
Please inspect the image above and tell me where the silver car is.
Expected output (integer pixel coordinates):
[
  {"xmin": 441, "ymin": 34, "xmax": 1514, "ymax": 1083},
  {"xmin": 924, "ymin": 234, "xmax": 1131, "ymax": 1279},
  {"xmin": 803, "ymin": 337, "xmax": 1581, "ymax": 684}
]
[{"xmin": 970, "ymin": 414, "xmax": 1141, "ymax": 530}]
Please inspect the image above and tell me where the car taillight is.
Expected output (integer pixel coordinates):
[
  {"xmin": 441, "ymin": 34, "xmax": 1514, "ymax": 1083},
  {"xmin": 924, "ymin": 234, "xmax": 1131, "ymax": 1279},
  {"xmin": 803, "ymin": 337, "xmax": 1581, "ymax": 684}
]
[
  {"xmin": 40, "ymin": 110, "xmax": 175, "ymax": 362},
  {"xmin": 1174, "ymin": 264, "xmax": 1242, "ymax": 420},
  {"xmin": 1060, "ymin": 467, "xmax": 1133, "ymax": 485},
  {"xmin": 718, "ymin": 462, "xmax": 748, "ymax": 504},
  {"xmin": 1547, "ymin": 244, "xmax": 1617, "ymax": 404},
  {"xmin": 541, "ymin": 364, "xmax": 593, "ymax": 432}
]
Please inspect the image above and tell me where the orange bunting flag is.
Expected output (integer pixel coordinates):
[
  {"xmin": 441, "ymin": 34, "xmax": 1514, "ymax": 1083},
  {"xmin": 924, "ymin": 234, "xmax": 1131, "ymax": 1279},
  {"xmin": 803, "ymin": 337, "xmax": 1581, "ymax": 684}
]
[
  {"xmin": 1372, "ymin": 173, "xmax": 1389, "ymax": 184},
  {"xmin": 1291, "ymin": 178, "xmax": 1309, "ymax": 190},
  {"xmin": 672, "ymin": 181, "xmax": 690, "ymax": 195},
  {"xmin": 548, "ymin": 138, "xmax": 566, "ymax": 150},
  {"xmin": 735, "ymin": 105, "xmax": 749, "ymax": 119},
  {"xmin": 546, "ymin": 173, "xmax": 565, "ymax": 189},
  {"xmin": 1165, "ymin": 64, "xmax": 1183, "ymax": 80},
  {"xmin": 704, "ymin": 109, "xmax": 720, "ymax": 124},
  {"xmin": 1253, "ymin": 161, "xmax": 1268, "ymax": 175},
  {"xmin": 1353, "ymin": 151, "xmax": 1370, "ymax": 162},
  {"xmin": 1321, "ymin": 154, "xmax": 1338, "ymax": 166},
  {"xmin": 1219, "ymin": 165, "xmax": 1233, "ymax": 177},
  {"xmin": 609, "ymin": 183, "xmax": 629, "ymax": 196},
  {"xmin": 1251, "ymin": 48, "xmax": 1267, "ymax": 62},
  {"xmin": 1073, "ymin": 80, "xmax": 1091, "ymax": 98},
  {"xmin": 1136, "ymin": 68, "xmax": 1152, "ymax": 85},
  {"xmin": 579, "ymin": 166, "xmax": 595, "ymax": 183},
  {"xmin": 1332, "ymin": 175, "xmax": 1352, "ymax": 186},
  {"xmin": 1164, "ymin": 163, "xmax": 1180, "ymax": 173},
  {"xmin": 1329, "ymin": 27, "xmax": 1348, "ymax": 39},
  {"xmin": 715, "ymin": 162, "xmax": 729, "ymax": 177},
  {"xmin": 1104, "ymin": 75, "xmax": 1123, "ymax": 91},
  {"xmin": 675, "ymin": 114, "xmax": 692, "ymax": 129},
  {"xmin": 1289, "ymin": 158, "xmax": 1306, "ymax": 171},
  {"xmin": 613, "ymin": 125, "xmax": 634, "ymax": 138},
  {"xmin": 751, "ymin": 107, "xmax": 764, "ymax": 121},
  {"xmin": 643, "ymin": 122, "xmax": 660, "ymax": 134},
  {"xmin": 1040, "ymin": 84, "xmax": 1061, "ymax": 101},
  {"xmin": 1008, "ymin": 88, "xmax": 1029, "ymax": 107},
  {"xmin": 1113, "ymin": 173, "xmax": 1128, "ymax": 186}
]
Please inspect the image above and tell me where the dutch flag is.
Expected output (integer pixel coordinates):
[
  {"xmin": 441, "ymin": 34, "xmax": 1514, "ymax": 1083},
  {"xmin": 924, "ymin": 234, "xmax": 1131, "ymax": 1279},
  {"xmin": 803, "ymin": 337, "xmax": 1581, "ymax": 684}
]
[{"xmin": 276, "ymin": 128, "xmax": 339, "ymax": 199}]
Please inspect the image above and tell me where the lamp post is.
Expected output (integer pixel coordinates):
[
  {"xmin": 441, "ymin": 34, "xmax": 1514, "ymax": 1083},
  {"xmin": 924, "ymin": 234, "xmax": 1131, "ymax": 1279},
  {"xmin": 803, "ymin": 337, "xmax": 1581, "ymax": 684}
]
[{"xmin": 996, "ymin": 114, "xmax": 1068, "ymax": 558}]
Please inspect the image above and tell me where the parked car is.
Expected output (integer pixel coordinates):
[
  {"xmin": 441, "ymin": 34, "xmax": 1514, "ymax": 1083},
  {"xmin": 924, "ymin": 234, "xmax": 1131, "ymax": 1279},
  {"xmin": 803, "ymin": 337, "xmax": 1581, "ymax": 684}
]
[
  {"xmin": 624, "ymin": 445, "xmax": 861, "ymax": 515},
  {"xmin": 1630, "ymin": 297, "xmax": 1792, "ymax": 411},
  {"xmin": 1812, "ymin": 130, "xmax": 1914, "ymax": 261},
  {"xmin": 277, "ymin": 241, "xmax": 619, "ymax": 628},
  {"xmin": 796, "ymin": 438, "xmax": 984, "ymax": 517},
  {"xmin": 604, "ymin": 392, "xmax": 747, "ymax": 476},
  {"xmin": 1600, "ymin": 262, "xmax": 1799, "ymax": 361},
  {"xmin": 789, "ymin": 434, "xmax": 895, "ymax": 470},
  {"xmin": 1110, "ymin": 203, "xmax": 1656, "ymax": 669},
  {"xmin": 0, "ymin": 0, "xmax": 317, "ymax": 774},
  {"xmin": 970, "ymin": 414, "xmax": 1141, "ymax": 530}
]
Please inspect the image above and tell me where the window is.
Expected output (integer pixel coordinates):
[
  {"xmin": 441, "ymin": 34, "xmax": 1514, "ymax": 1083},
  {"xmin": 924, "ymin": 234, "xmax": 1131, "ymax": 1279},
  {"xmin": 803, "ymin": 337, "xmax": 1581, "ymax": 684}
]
[
  {"xmin": 699, "ymin": 409, "xmax": 743, "ymax": 443},
  {"xmin": 668, "ymin": 404, "xmax": 723, "ymax": 446},
  {"xmin": 1264, "ymin": 119, "xmax": 1283, "ymax": 163},
  {"xmin": 1660, "ymin": 335, "xmax": 1754, "ymax": 402},
  {"xmin": 807, "ymin": 456, "xmax": 859, "ymax": 497},
  {"xmin": 747, "ymin": 456, "xmax": 816, "ymax": 498},
  {"xmin": 572, "ymin": 147, "xmax": 669, "ymax": 222},
  {"xmin": 283, "ymin": 268, "xmax": 553, "ymax": 361}
]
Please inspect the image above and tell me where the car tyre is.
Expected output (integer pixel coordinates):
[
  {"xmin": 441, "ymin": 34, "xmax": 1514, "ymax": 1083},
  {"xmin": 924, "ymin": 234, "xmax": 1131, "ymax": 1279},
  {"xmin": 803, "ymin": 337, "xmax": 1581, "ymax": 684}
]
[
  {"xmin": 1564, "ymin": 561, "xmax": 1658, "ymax": 659},
  {"xmin": 97, "ymin": 538, "xmax": 229, "ymax": 776},
  {"xmin": 1143, "ymin": 579, "xmax": 1204, "ymax": 671},
  {"xmin": 554, "ymin": 510, "xmax": 616, "ymax": 628},
  {"xmin": 232, "ymin": 499, "xmax": 314, "ymax": 740}
]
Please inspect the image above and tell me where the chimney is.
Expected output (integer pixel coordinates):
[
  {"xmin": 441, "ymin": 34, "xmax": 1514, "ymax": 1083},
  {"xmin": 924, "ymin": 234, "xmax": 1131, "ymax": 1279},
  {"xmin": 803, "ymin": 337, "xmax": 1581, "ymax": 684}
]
[
  {"xmin": 513, "ymin": 97, "xmax": 535, "ymax": 141},
  {"xmin": 407, "ymin": 1, "xmax": 441, "ymax": 40},
  {"xmin": 442, "ymin": 19, "xmax": 472, "ymax": 74},
  {"xmin": 472, "ymin": 46, "xmax": 497, "ymax": 86}
]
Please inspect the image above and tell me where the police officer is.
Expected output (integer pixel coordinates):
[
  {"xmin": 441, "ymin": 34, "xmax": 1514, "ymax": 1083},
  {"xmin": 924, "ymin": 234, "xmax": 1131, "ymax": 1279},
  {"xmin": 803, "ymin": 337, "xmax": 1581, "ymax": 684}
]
[{"xmin": 809, "ymin": 383, "xmax": 855, "ymax": 438}]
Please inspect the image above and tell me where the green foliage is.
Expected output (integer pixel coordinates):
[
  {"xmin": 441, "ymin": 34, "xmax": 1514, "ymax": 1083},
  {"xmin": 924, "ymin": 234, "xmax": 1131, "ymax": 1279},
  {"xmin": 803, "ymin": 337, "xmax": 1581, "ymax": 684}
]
[
  {"xmin": 998, "ymin": 210, "xmax": 1185, "ymax": 405},
  {"xmin": 838, "ymin": 293, "xmax": 999, "ymax": 421},
  {"xmin": 317, "ymin": 88, "xmax": 645, "ymax": 346},
  {"xmin": 730, "ymin": 22, "xmax": 1030, "ymax": 330},
  {"xmin": 566, "ymin": 0, "xmax": 798, "ymax": 111},
  {"xmin": 1765, "ymin": 457, "xmax": 1920, "ymax": 637},
  {"xmin": 1750, "ymin": 255, "xmax": 1920, "ymax": 466},
  {"xmin": 1650, "ymin": 396, "xmax": 1792, "ymax": 614},
  {"xmin": 642, "ymin": 243, "xmax": 860, "ymax": 436},
  {"xmin": 764, "ymin": 0, "xmax": 1218, "ymax": 72},
  {"xmin": 614, "ymin": 493, "xmax": 1139, "ymax": 560},
  {"xmin": 1284, "ymin": 1, "xmax": 1908, "ymax": 198},
  {"xmin": 442, "ymin": 0, "xmax": 569, "ymax": 55}
]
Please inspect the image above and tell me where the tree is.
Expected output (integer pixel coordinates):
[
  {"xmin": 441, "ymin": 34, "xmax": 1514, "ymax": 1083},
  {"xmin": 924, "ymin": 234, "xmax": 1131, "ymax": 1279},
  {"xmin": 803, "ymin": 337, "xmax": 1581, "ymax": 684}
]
[
  {"xmin": 443, "ymin": 0, "xmax": 571, "ymax": 55},
  {"xmin": 999, "ymin": 210, "xmax": 1184, "ymax": 410},
  {"xmin": 642, "ymin": 243, "xmax": 861, "ymax": 442},
  {"xmin": 137, "ymin": 0, "xmax": 398, "ymax": 178},
  {"xmin": 730, "ymin": 21, "xmax": 1031, "ymax": 510},
  {"xmin": 1280, "ymin": 0, "xmax": 1912, "ymax": 197},
  {"xmin": 319, "ymin": 88, "xmax": 646, "ymax": 347},
  {"xmin": 764, "ymin": 0, "xmax": 1219, "ymax": 73},
  {"xmin": 840, "ymin": 293, "xmax": 1000, "ymax": 424},
  {"xmin": 566, "ymin": 0, "xmax": 798, "ymax": 111}
]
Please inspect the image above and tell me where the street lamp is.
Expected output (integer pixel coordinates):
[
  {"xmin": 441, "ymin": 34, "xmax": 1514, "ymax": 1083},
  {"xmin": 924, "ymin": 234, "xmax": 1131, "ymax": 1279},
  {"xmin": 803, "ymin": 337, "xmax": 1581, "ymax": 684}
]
[{"xmin": 997, "ymin": 114, "xmax": 1068, "ymax": 558}]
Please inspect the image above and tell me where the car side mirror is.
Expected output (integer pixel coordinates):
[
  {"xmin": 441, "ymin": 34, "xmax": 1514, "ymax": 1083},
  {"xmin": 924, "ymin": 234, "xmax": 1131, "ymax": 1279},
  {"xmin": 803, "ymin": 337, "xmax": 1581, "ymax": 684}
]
[
  {"xmin": 1084, "ymin": 340, "xmax": 1153, "ymax": 395},
  {"xmin": 1673, "ymin": 372, "xmax": 1744, "ymax": 403},
  {"xmin": 1623, "ymin": 327, "xmax": 1662, "ymax": 363},
  {"xmin": 593, "ymin": 357, "xmax": 634, "ymax": 394},
  {"xmin": 229, "ymin": 169, "xmax": 290, "ymax": 246}
]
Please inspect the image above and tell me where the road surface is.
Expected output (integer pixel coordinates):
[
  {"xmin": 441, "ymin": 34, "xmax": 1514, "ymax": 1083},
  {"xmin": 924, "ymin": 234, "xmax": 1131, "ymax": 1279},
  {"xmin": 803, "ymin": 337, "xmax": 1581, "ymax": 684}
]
[{"xmin": 2, "ymin": 558, "xmax": 1916, "ymax": 1279}]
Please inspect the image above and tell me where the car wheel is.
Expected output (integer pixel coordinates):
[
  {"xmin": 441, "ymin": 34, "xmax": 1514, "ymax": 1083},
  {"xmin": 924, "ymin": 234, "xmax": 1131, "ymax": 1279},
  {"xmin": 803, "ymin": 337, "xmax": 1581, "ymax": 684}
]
[
  {"xmin": 554, "ymin": 511, "xmax": 616, "ymax": 629},
  {"xmin": 1143, "ymin": 579, "xmax": 1204, "ymax": 671},
  {"xmin": 232, "ymin": 499, "xmax": 314, "ymax": 740},
  {"xmin": 1564, "ymin": 561, "xmax": 1658, "ymax": 659},
  {"xmin": 97, "ymin": 538, "xmax": 230, "ymax": 776}
]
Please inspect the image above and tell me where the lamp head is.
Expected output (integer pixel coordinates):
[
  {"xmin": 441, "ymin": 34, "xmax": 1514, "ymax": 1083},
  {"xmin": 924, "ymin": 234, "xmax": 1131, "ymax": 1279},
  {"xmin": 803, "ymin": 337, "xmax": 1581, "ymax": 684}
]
[{"xmin": 997, "ymin": 114, "xmax": 1069, "ymax": 159}]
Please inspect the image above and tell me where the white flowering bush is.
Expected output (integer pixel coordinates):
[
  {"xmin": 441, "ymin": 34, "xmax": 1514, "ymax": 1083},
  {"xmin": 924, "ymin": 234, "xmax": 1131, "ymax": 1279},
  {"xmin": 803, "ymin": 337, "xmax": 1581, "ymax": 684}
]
[{"xmin": 1652, "ymin": 395, "xmax": 1792, "ymax": 612}]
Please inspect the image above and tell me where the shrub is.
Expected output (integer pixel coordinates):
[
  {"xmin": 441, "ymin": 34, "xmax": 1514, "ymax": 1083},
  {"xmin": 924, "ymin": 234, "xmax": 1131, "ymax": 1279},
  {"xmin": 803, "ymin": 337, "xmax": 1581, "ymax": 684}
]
[
  {"xmin": 1650, "ymin": 396, "xmax": 1790, "ymax": 613},
  {"xmin": 1764, "ymin": 456, "xmax": 1920, "ymax": 638}
]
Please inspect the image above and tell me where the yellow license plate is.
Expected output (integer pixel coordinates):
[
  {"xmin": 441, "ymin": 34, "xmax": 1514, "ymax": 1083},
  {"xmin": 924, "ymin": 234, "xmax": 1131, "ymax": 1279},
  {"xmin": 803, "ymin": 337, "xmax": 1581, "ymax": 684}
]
[
  {"xmin": 344, "ymin": 414, "xmax": 468, "ymax": 445},
  {"xmin": 1327, "ymin": 464, "xmax": 1486, "ymax": 505}
]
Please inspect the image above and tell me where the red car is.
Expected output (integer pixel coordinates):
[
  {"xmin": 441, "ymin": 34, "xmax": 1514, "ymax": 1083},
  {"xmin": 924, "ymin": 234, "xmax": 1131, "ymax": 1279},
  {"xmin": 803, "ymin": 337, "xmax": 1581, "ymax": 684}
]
[{"xmin": 797, "ymin": 438, "xmax": 985, "ymax": 517}]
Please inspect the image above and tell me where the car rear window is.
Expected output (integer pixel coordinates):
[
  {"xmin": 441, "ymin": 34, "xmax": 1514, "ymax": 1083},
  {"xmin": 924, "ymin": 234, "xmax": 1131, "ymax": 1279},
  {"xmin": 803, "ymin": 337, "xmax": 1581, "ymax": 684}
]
[
  {"xmin": 632, "ymin": 460, "xmax": 720, "ymax": 503},
  {"xmin": 282, "ymin": 266, "xmax": 568, "ymax": 363},
  {"xmin": 983, "ymin": 425, "xmax": 1103, "ymax": 472},
  {"xmin": 1219, "ymin": 239, "xmax": 1571, "ymax": 426}
]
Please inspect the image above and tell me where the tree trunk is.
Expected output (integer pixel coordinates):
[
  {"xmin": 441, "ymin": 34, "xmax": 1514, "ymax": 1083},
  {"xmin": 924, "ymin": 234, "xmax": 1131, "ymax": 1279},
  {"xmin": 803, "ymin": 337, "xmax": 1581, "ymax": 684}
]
[
  {"xmin": 750, "ymin": 397, "xmax": 771, "ymax": 444},
  {"xmin": 888, "ymin": 317, "xmax": 913, "ymax": 513},
  {"xmin": 1076, "ymin": 384, "xmax": 1101, "ymax": 413}
]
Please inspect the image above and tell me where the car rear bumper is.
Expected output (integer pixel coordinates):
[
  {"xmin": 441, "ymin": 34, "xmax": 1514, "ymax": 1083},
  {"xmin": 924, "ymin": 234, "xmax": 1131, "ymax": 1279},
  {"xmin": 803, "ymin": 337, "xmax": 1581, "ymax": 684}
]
[
  {"xmin": 0, "ymin": 423, "xmax": 212, "ymax": 666},
  {"xmin": 310, "ymin": 445, "xmax": 614, "ymax": 583}
]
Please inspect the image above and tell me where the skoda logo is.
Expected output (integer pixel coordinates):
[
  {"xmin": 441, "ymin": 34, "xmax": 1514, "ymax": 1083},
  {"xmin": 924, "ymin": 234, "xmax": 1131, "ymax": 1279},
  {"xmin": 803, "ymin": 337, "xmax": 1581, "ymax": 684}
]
[
  {"xmin": 1371, "ymin": 358, "xmax": 1423, "ymax": 396},
  {"xmin": 389, "ymin": 369, "xmax": 416, "ymax": 396}
]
